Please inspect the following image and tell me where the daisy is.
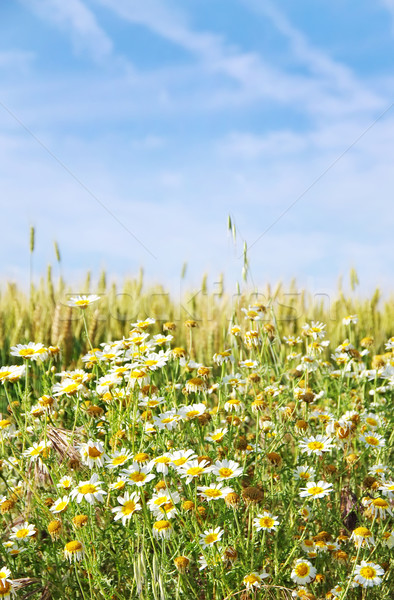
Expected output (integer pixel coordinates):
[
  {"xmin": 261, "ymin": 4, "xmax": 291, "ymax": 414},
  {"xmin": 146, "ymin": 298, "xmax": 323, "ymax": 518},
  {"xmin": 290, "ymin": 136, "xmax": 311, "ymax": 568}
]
[
  {"xmin": 382, "ymin": 530, "xmax": 394, "ymax": 548},
  {"xmin": 67, "ymin": 295, "xmax": 100, "ymax": 309},
  {"xmin": 362, "ymin": 413, "xmax": 381, "ymax": 429},
  {"xmin": 198, "ymin": 483, "xmax": 234, "ymax": 502},
  {"xmin": 50, "ymin": 496, "xmax": 70, "ymax": 514},
  {"xmin": 0, "ymin": 567, "xmax": 12, "ymax": 582},
  {"xmin": 290, "ymin": 560, "xmax": 317, "ymax": 584},
  {"xmin": 23, "ymin": 441, "xmax": 51, "ymax": 462},
  {"xmin": 0, "ymin": 577, "xmax": 15, "ymax": 600},
  {"xmin": 210, "ymin": 459, "xmax": 243, "ymax": 481},
  {"xmin": 152, "ymin": 520, "xmax": 173, "ymax": 539},
  {"xmin": 122, "ymin": 464, "xmax": 156, "ymax": 487},
  {"xmin": 364, "ymin": 497, "xmax": 393, "ymax": 519},
  {"xmin": 178, "ymin": 404, "xmax": 206, "ymax": 420},
  {"xmin": 64, "ymin": 540, "xmax": 85, "ymax": 562},
  {"xmin": 253, "ymin": 511, "xmax": 279, "ymax": 532},
  {"xmin": 57, "ymin": 476, "xmax": 73, "ymax": 490},
  {"xmin": 79, "ymin": 440, "xmax": 107, "ymax": 468},
  {"xmin": 293, "ymin": 465, "xmax": 316, "ymax": 482},
  {"xmin": 52, "ymin": 379, "xmax": 83, "ymax": 397},
  {"xmin": 0, "ymin": 365, "xmax": 25, "ymax": 384},
  {"xmin": 379, "ymin": 480, "xmax": 394, "ymax": 498},
  {"xmin": 354, "ymin": 561, "xmax": 384, "ymax": 587},
  {"xmin": 360, "ymin": 433, "xmax": 385, "ymax": 448},
  {"xmin": 223, "ymin": 398, "xmax": 244, "ymax": 412},
  {"xmin": 299, "ymin": 481, "xmax": 333, "ymax": 500},
  {"xmin": 343, "ymin": 315, "xmax": 358, "ymax": 326},
  {"xmin": 199, "ymin": 527, "xmax": 224, "ymax": 549},
  {"xmin": 70, "ymin": 474, "xmax": 106, "ymax": 504},
  {"xmin": 148, "ymin": 491, "xmax": 180, "ymax": 518},
  {"xmin": 368, "ymin": 464, "xmax": 390, "ymax": 479},
  {"xmin": 112, "ymin": 491, "xmax": 141, "ymax": 525},
  {"xmin": 302, "ymin": 321, "xmax": 326, "ymax": 340},
  {"xmin": 153, "ymin": 411, "xmax": 181, "ymax": 431},
  {"xmin": 10, "ymin": 522, "xmax": 36, "ymax": 541},
  {"xmin": 185, "ymin": 377, "xmax": 207, "ymax": 393},
  {"xmin": 149, "ymin": 454, "xmax": 172, "ymax": 475},
  {"xmin": 243, "ymin": 571, "xmax": 269, "ymax": 590},
  {"xmin": 179, "ymin": 460, "xmax": 210, "ymax": 484},
  {"xmin": 109, "ymin": 477, "xmax": 127, "ymax": 492},
  {"xmin": 10, "ymin": 342, "xmax": 49, "ymax": 362},
  {"xmin": 299, "ymin": 435, "xmax": 333, "ymax": 457},
  {"xmin": 205, "ymin": 428, "xmax": 228, "ymax": 443},
  {"xmin": 350, "ymin": 527, "xmax": 375, "ymax": 548},
  {"xmin": 106, "ymin": 449, "xmax": 134, "ymax": 470},
  {"xmin": 131, "ymin": 317, "xmax": 156, "ymax": 330},
  {"xmin": 170, "ymin": 449, "xmax": 197, "ymax": 468}
]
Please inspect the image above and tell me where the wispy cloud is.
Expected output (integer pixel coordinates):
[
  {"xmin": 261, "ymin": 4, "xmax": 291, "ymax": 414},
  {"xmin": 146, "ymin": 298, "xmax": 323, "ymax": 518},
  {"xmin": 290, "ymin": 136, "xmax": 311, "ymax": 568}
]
[{"xmin": 20, "ymin": 0, "xmax": 113, "ymax": 62}]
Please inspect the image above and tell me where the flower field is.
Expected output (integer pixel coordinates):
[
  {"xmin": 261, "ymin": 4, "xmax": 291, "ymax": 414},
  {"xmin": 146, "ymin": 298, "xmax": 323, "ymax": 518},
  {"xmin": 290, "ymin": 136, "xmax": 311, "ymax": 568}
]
[{"xmin": 0, "ymin": 280, "xmax": 393, "ymax": 599}]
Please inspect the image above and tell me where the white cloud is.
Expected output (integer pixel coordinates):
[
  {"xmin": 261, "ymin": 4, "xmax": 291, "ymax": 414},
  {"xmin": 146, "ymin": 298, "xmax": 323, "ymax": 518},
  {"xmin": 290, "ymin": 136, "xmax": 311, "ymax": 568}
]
[{"xmin": 21, "ymin": 0, "xmax": 113, "ymax": 61}]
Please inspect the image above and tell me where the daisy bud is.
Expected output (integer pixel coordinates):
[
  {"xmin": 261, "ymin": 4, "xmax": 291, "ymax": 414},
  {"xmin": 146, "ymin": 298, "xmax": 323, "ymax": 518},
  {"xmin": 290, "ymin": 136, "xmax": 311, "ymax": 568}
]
[{"xmin": 174, "ymin": 556, "xmax": 189, "ymax": 573}]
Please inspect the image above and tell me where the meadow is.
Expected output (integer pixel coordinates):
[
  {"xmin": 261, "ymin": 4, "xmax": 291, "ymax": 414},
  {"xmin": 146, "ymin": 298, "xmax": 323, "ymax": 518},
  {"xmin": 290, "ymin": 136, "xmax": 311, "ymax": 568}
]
[{"xmin": 0, "ymin": 271, "xmax": 393, "ymax": 599}]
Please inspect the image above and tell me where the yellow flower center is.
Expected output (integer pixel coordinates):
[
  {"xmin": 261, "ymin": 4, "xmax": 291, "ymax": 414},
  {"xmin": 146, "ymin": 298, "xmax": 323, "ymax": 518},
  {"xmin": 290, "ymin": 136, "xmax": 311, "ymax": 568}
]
[
  {"xmin": 295, "ymin": 563, "xmax": 309, "ymax": 577},
  {"xmin": 218, "ymin": 467, "xmax": 233, "ymax": 478},
  {"xmin": 134, "ymin": 453, "xmax": 149, "ymax": 462},
  {"xmin": 204, "ymin": 533, "xmax": 218, "ymax": 544},
  {"xmin": 15, "ymin": 528, "xmax": 29, "ymax": 538},
  {"xmin": 371, "ymin": 498, "xmax": 388, "ymax": 508},
  {"xmin": 0, "ymin": 571, "xmax": 7, "ymax": 579},
  {"xmin": 187, "ymin": 467, "xmax": 204, "ymax": 476},
  {"xmin": 0, "ymin": 581, "xmax": 11, "ymax": 594},
  {"xmin": 19, "ymin": 348, "xmax": 35, "ymax": 357},
  {"xmin": 55, "ymin": 501, "xmax": 68, "ymax": 512},
  {"xmin": 353, "ymin": 527, "xmax": 371, "ymax": 537},
  {"xmin": 112, "ymin": 455, "xmax": 127, "ymax": 465},
  {"xmin": 186, "ymin": 411, "xmax": 199, "ymax": 418},
  {"xmin": 308, "ymin": 486, "xmax": 324, "ymax": 496},
  {"xmin": 244, "ymin": 574, "xmax": 260, "ymax": 585},
  {"xmin": 307, "ymin": 441, "xmax": 324, "ymax": 451},
  {"xmin": 359, "ymin": 566, "xmax": 376, "ymax": 580},
  {"xmin": 211, "ymin": 433, "xmax": 224, "ymax": 441},
  {"xmin": 88, "ymin": 446, "xmax": 103, "ymax": 458},
  {"xmin": 79, "ymin": 484, "xmax": 97, "ymax": 495},
  {"xmin": 172, "ymin": 457, "xmax": 188, "ymax": 466},
  {"xmin": 154, "ymin": 496, "xmax": 167, "ymax": 506},
  {"xmin": 0, "ymin": 420, "xmax": 11, "ymax": 429},
  {"xmin": 122, "ymin": 501, "xmax": 136, "ymax": 515},
  {"xmin": 259, "ymin": 517, "xmax": 274, "ymax": 528},
  {"xmin": 365, "ymin": 436, "xmax": 379, "ymax": 446},
  {"xmin": 65, "ymin": 540, "xmax": 83, "ymax": 552},
  {"xmin": 130, "ymin": 472, "xmax": 146, "ymax": 482},
  {"xmin": 300, "ymin": 472, "xmax": 310, "ymax": 480},
  {"xmin": 204, "ymin": 489, "xmax": 222, "ymax": 498},
  {"xmin": 155, "ymin": 456, "xmax": 171, "ymax": 464},
  {"xmin": 154, "ymin": 520, "xmax": 171, "ymax": 531}
]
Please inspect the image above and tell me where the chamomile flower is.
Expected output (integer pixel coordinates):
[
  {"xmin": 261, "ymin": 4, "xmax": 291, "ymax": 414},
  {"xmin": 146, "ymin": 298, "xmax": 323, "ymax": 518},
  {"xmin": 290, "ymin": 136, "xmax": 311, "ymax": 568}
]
[
  {"xmin": 178, "ymin": 404, "xmax": 206, "ymax": 419},
  {"xmin": 379, "ymin": 480, "xmax": 394, "ymax": 498},
  {"xmin": 10, "ymin": 522, "xmax": 36, "ymax": 542},
  {"xmin": 70, "ymin": 474, "xmax": 106, "ymax": 504},
  {"xmin": 198, "ymin": 483, "xmax": 234, "ymax": 502},
  {"xmin": 148, "ymin": 491, "xmax": 180, "ymax": 518},
  {"xmin": 67, "ymin": 295, "xmax": 100, "ymax": 309},
  {"xmin": 153, "ymin": 410, "xmax": 181, "ymax": 431},
  {"xmin": 106, "ymin": 449, "xmax": 134, "ymax": 470},
  {"xmin": 205, "ymin": 428, "xmax": 228, "ymax": 443},
  {"xmin": 52, "ymin": 379, "xmax": 83, "ymax": 397},
  {"xmin": 10, "ymin": 342, "xmax": 49, "ymax": 362},
  {"xmin": 364, "ymin": 496, "xmax": 392, "ymax": 519},
  {"xmin": 122, "ymin": 464, "xmax": 155, "ymax": 487},
  {"xmin": 152, "ymin": 520, "xmax": 173, "ymax": 539},
  {"xmin": 210, "ymin": 459, "xmax": 243, "ymax": 481},
  {"xmin": 112, "ymin": 491, "xmax": 141, "ymax": 525},
  {"xmin": 50, "ymin": 496, "xmax": 70, "ymax": 514},
  {"xmin": 293, "ymin": 465, "xmax": 316, "ymax": 482},
  {"xmin": 179, "ymin": 460, "xmax": 210, "ymax": 484},
  {"xmin": 64, "ymin": 540, "xmax": 85, "ymax": 562},
  {"xmin": 243, "ymin": 570, "xmax": 269, "ymax": 590},
  {"xmin": 57, "ymin": 476, "xmax": 73, "ymax": 490},
  {"xmin": 359, "ymin": 432, "xmax": 385, "ymax": 448},
  {"xmin": 299, "ymin": 435, "xmax": 334, "ymax": 456},
  {"xmin": 199, "ymin": 527, "xmax": 224, "ymax": 549},
  {"xmin": 290, "ymin": 560, "xmax": 317, "ymax": 584},
  {"xmin": 350, "ymin": 527, "xmax": 375, "ymax": 548},
  {"xmin": 0, "ymin": 365, "xmax": 25, "ymax": 384},
  {"xmin": 299, "ymin": 481, "xmax": 333, "ymax": 500},
  {"xmin": 343, "ymin": 315, "xmax": 358, "ymax": 326},
  {"xmin": 253, "ymin": 511, "xmax": 279, "ymax": 532},
  {"xmin": 79, "ymin": 440, "xmax": 107, "ymax": 468},
  {"xmin": 354, "ymin": 561, "xmax": 384, "ymax": 587},
  {"xmin": 170, "ymin": 449, "xmax": 197, "ymax": 468}
]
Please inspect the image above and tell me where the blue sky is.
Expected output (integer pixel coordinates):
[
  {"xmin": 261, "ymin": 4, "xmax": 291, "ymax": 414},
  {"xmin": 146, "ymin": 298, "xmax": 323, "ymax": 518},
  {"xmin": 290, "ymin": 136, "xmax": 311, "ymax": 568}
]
[{"xmin": 1, "ymin": 0, "xmax": 394, "ymax": 296}]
